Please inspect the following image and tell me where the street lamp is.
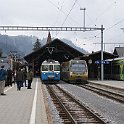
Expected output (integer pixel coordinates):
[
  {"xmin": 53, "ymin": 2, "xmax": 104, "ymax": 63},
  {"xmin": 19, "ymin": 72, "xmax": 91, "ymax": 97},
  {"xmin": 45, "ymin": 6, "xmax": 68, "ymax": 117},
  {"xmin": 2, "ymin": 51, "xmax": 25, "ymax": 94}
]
[{"xmin": 80, "ymin": 8, "xmax": 86, "ymax": 27}]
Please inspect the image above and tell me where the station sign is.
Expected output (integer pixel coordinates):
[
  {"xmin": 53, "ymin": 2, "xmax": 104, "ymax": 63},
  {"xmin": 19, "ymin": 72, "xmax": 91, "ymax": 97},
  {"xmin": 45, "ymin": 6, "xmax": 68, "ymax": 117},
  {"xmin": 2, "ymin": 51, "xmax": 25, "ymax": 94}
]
[{"xmin": 95, "ymin": 60, "xmax": 110, "ymax": 64}]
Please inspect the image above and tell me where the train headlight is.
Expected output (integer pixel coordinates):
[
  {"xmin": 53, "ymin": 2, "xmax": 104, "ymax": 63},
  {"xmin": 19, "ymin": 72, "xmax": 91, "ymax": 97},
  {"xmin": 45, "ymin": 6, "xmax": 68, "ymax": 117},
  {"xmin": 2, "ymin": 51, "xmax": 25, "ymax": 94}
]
[
  {"xmin": 70, "ymin": 72, "xmax": 73, "ymax": 75},
  {"xmin": 56, "ymin": 73, "xmax": 58, "ymax": 75},
  {"xmin": 44, "ymin": 73, "xmax": 46, "ymax": 75}
]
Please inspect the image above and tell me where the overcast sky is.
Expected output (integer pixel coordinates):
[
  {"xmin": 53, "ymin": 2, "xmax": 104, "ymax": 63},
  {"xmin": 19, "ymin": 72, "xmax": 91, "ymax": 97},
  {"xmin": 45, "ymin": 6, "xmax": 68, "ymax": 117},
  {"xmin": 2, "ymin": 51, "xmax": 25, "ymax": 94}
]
[{"xmin": 0, "ymin": 0, "xmax": 124, "ymax": 53}]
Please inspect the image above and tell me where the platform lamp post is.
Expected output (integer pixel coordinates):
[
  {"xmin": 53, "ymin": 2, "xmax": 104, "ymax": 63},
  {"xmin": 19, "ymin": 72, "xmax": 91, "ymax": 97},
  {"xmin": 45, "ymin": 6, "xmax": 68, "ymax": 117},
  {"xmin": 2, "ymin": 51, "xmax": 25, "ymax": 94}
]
[
  {"xmin": 80, "ymin": 8, "xmax": 86, "ymax": 27},
  {"xmin": 101, "ymin": 25, "xmax": 104, "ymax": 81}
]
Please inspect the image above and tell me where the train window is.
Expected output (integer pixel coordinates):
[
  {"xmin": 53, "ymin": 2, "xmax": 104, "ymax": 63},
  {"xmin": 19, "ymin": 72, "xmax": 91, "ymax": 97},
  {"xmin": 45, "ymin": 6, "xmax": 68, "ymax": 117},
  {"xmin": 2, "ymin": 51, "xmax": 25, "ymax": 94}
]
[
  {"xmin": 42, "ymin": 65, "xmax": 48, "ymax": 71},
  {"xmin": 70, "ymin": 63, "xmax": 86, "ymax": 72},
  {"xmin": 49, "ymin": 65, "xmax": 53, "ymax": 71},
  {"xmin": 54, "ymin": 65, "xmax": 60, "ymax": 71}
]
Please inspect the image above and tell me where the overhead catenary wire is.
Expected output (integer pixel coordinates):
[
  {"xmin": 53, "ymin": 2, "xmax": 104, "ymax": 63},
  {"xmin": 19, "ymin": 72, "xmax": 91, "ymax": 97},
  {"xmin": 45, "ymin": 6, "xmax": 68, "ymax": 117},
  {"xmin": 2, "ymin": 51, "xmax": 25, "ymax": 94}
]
[
  {"xmin": 76, "ymin": 17, "xmax": 124, "ymax": 45},
  {"xmin": 53, "ymin": 0, "xmax": 78, "ymax": 36},
  {"xmin": 61, "ymin": 0, "xmax": 78, "ymax": 26},
  {"xmin": 77, "ymin": 0, "xmax": 95, "ymax": 27},
  {"xmin": 47, "ymin": 0, "xmax": 80, "ymax": 26},
  {"xmin": 73, "ymin": 0, "xmax": 118, "ymax": 42},
  {"xmin": 77, "ymin": 0, "xmax": 117, "ymax": 27},
  {"xmin": 53, "ymin": 0, "xmax": 65, "ymax": 37},
  {"xmin": 93, "ymin": 18, "xmax": 124, "ymax": 38},
  {"xmin": 106, "ymin": 19, "xmax": 124, "ymax": 31},
  {"xmin": 95, "ymin": 1, "xmax": 117, "ymax": 23},
  {"xmin": 47, "ymin": 0, "xmax": 79, "ymax": 37},
  {"xmin": 53, "ymin": 0, "xmax": 65, "ymax": 25}
]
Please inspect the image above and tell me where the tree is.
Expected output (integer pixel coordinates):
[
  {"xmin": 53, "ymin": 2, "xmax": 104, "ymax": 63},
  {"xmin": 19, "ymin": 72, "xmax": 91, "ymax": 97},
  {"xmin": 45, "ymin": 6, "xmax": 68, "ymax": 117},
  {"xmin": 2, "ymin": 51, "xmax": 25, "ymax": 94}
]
[{"xmin": 33, "ymin": 39, "xmax": 41, "ymax": 51}]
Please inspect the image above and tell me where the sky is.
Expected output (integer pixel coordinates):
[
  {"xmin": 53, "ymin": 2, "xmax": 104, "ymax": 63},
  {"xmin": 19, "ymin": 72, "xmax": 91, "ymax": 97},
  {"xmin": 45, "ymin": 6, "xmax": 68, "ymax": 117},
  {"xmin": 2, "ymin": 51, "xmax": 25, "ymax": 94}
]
[{"xmin": 0, "ymin": 0, "xmax": 124, "ymax": 53}]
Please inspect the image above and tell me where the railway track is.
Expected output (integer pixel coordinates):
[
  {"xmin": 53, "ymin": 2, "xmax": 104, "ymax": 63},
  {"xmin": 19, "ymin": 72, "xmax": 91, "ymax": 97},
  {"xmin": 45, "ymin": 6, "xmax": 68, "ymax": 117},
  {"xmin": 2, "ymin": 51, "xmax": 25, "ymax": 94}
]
[
  {"xmin": 46, "ymin": 84, "xmax": 107, "ymax": 124},
  {"xmin": 79, "ymin": 82, "xmax": 124, "ymax": 103}
]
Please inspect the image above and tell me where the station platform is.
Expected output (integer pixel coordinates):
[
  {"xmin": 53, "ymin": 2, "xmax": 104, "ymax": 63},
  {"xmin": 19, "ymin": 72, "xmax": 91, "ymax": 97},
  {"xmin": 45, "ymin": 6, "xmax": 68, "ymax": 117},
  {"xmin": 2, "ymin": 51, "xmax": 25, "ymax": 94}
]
[
  {"xmin": 88, "ymin": 80, "xmax": 124, "ymax": 90},
  {"xmin": 0, "ymin": 78, "xmax": 48, "ymax": 124}
]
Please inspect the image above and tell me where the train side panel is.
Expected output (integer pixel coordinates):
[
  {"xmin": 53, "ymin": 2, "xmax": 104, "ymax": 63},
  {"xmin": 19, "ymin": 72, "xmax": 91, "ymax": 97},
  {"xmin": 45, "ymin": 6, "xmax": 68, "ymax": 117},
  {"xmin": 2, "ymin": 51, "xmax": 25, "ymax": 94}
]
[
  {"xmin": 112, "ymin": 59, "xmax": 124, "ymax": 80},
  {"xmin": 105, "ymin": 58, "xmax": 124, "ymax": 81}
]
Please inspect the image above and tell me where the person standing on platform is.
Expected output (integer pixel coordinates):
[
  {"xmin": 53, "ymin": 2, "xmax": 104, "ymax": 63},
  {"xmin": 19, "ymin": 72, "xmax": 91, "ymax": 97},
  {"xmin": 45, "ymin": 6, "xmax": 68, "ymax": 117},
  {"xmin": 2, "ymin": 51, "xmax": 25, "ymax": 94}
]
[
  {"xmin": 0, "ymin": 65, "xmax": 7, "ymax": 95},
  {"xmin": 23, "ymin": 68, "xmax": 27, "ymax": 87},
  {"xmin": 27, "ymin": 68, "xmax": 33, "ymax": 89},
  {"xmin": 16, "ymin": 68, "xmax": 24, "ymax": 91},
  {"xmin": 7, "ymin": 68, "xmax": 13, "ymax": 86}
]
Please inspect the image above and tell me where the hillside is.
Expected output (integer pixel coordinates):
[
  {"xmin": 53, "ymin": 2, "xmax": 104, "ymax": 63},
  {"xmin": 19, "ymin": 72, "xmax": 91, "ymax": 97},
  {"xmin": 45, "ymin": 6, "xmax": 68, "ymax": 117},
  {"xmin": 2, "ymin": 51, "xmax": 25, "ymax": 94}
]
[
  {"xmin": 0, "ymin": 34, "xmax": 37, "ymax": 56},
  {"xmin": 0, "ymin": 34, "xmax": 88, "ymax": 57}
]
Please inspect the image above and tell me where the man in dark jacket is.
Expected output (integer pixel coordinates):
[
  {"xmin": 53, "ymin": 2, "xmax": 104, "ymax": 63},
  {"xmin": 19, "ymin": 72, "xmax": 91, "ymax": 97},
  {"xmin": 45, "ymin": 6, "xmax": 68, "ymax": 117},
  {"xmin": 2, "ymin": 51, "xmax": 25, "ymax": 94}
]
[
  {"xmin": 22, "ymin": 68, "xmax": 27, "ymax": 87},
  {"xmin": 7, "ymin": 68, "xmax": 13, "ymax": 86},
  {"xmin": 0, "ymin": 65, "xmax": 7, "ymax": 95},
  {"xmin": 27, "ymin": 69, "xmax": 33, "ymax": 89},
  {"xmin": 16, "ymin": 68, "xmax": 24, "ymax": 91}
]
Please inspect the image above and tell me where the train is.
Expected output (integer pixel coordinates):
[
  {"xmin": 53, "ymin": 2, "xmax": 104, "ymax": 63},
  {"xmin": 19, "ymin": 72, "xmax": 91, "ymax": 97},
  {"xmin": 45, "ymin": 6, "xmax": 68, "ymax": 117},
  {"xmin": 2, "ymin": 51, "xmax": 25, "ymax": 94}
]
[
  {"xmin": 61, "ymin": 59, "xmax": 88, "ymax": 83},
  {"xmin": 104, "ymin": 57, "xmax": 124, "ymax": 80},
  {"xmin": 41, "ymin": 60, "xmax": 60, "ymax": 81}
]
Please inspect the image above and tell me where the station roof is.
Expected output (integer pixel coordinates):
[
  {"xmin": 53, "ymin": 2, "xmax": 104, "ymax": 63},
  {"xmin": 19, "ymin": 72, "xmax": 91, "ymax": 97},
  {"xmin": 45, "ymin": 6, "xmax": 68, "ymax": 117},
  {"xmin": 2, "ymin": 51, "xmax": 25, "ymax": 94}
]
[
  {"xmin": 80, "ymin": 51, "xmax": 118, "ymax": 63},
  {"xmin": 24, "ymin": 38, "xmax": 84, "ymax": 64},
  {"xmin": 113, "ymin": 47, "xmax": 124, "ymax": 57}
]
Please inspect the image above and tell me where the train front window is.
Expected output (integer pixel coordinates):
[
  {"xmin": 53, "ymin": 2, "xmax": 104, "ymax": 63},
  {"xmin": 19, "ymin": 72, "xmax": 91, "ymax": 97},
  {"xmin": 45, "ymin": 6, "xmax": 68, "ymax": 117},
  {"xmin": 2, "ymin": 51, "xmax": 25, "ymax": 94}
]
[
  {"xmin": 49, "ymin": 65, "xmax": 53, "ymax": 71},
  {"xmin": 54, "ymin": 65, "xmax": 60, "ymax": 71},
  {"xmin": 70, "ymin": 64, "xmax": 86, "ymax": 72},
  {"xmin": 42, "ymin": 65, "xmax": 48, "ymax": 71}
]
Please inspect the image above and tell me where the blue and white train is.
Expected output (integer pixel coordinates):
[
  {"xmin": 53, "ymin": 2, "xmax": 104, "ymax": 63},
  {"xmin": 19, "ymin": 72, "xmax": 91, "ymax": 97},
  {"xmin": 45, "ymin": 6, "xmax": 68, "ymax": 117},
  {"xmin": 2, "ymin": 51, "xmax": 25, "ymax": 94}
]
[{"xmin": 41, "ymin": 60, "xmax": 60, "ymax": 81}]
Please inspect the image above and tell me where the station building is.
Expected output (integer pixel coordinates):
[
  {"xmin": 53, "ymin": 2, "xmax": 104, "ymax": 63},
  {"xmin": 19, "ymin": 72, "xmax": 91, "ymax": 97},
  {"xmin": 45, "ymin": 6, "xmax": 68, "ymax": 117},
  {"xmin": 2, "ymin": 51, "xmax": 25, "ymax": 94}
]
[
  {"xmin": 24, "ymin": 33, "xmax": 118, "ymax": 80},
  {"xmin": 24, "ymin": 32, "xmax": 84, "ymax": 77}
]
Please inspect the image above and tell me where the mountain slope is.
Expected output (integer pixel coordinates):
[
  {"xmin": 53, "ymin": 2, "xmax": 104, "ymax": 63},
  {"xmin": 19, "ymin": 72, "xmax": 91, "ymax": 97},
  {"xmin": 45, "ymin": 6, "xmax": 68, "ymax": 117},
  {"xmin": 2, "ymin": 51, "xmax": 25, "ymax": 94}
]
[
  {"xmin": 0, "ymin": 34, "xmax": 37, "ymax": 56},
  {"xmin": 0, "ymin": 34, "xmax": 88, "ymax": 57}
]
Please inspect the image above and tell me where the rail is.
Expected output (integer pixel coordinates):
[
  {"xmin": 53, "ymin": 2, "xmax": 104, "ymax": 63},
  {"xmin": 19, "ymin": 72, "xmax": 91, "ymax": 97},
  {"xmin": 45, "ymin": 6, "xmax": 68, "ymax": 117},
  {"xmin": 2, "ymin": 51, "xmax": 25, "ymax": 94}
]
[
  {"xmin": 46, "ymin": 84, "xmax": 107, "ymax": 124},
  {"xmin": 80, "ymin": 82, "xmax": 124, "ymax": 103}
]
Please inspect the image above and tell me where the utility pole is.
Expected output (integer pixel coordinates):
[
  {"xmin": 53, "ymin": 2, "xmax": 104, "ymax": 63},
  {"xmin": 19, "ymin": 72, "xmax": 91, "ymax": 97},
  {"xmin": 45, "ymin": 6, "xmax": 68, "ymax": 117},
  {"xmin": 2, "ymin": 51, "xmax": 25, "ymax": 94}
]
[
  {"xmin": 80, "ymin": 8, "xmax": 86, "ymax": 27},
  {"xmin": 101, "ymin": 25, "xmax": 104, "ymax": 81}
]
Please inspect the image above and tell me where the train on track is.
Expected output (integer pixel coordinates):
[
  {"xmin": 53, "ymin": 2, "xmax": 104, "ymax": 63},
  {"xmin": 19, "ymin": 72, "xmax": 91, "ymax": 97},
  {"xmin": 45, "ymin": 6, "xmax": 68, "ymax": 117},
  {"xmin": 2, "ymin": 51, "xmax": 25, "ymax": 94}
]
[
  {"xmin": 104, "ymin": 57, "xmax": 124, "ymax": 80},
  {"xmin": 41, "ymin": 60, "xmax": 60, "ymax": 81},
  {"xmin": 61, "ymin": 59, "xmax": 88, "ymax": 83}
]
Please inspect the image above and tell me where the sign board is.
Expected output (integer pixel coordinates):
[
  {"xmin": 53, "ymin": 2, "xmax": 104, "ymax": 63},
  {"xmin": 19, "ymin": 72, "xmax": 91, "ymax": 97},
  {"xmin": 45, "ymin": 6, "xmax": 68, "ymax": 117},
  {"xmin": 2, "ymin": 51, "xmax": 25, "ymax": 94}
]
[{"xmin": 95, "ymin": 60, "xmax": 110, "ymax": 64}]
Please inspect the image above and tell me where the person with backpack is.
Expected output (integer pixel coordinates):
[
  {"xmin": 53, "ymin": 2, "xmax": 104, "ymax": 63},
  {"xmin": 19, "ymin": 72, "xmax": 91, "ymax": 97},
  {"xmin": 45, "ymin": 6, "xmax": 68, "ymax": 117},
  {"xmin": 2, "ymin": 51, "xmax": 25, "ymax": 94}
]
[
  {"xmin": 27, "ymin": 68, "xmax": 33, "ymax": 89},
  {"xmin": 0, "ymin": 65, "xmax": 7, "ymax": 95}
]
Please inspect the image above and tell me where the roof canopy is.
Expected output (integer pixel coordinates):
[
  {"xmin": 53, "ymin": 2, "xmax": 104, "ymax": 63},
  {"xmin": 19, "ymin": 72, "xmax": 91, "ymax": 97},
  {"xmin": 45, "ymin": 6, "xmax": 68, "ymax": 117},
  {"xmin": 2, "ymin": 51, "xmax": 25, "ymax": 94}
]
[
  {"xmin": 113, "ymin": 47, "xmax": 124, "ymax": 57},
  {"xmin": 81, "ymin": 51, "xmax": 118, "ymax": 62},
  {"xmin": 24, "ymin": 38, "xmax": 84, "ymax": 64}
]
